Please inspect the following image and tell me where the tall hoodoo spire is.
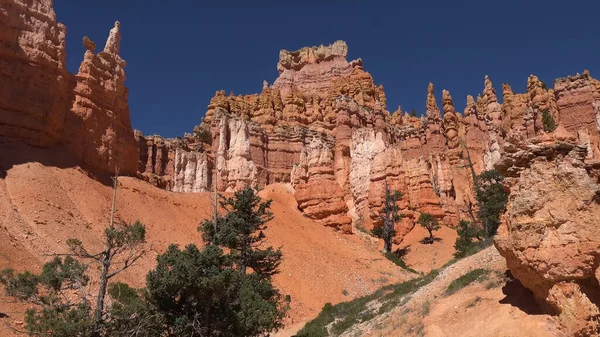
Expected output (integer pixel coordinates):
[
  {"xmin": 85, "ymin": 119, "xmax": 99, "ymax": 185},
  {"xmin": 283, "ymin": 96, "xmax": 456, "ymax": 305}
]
[
  {"xmin": 426, "ymin": 82, "xmax": 441, "ymax": 119},
  {"xmin": 104, "ymin": 21, "xmax": 121, "ymax": 54}
]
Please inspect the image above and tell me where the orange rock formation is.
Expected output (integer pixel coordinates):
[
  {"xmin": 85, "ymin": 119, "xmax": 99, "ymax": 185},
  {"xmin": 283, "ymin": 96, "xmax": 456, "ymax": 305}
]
[
  {"xmin": 6, "ymin": 0, "xmax": 600, "ymax": 249},
  {"xmin": 0, "ymin": 0, "xmax": 138, "ymax": 175},
  {"xmin": 495, "ymin": 128, "xmax": 600, "ymax": 336}
]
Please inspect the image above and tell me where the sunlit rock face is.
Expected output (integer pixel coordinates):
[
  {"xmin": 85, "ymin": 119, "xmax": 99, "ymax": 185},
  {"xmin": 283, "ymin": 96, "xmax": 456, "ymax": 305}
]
[
  {"xmin": 495, "ymin": 128, "xmax": 600, "ymax": 336},
  {"xmin": 140, "ymin": 37, "xmax": 600, "ymax": 239}
]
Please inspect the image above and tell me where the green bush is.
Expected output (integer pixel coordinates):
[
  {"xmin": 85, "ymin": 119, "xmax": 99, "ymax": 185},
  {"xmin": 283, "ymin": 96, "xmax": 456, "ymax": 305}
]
[
  {"xmin": 296, "ymin": 270, "xmax": 440, "ymax": 337},
  {"xmin": 541, "ymin": 109, "xmax": 557, "ymax": 133},
  {"xmin": 384, "ymin": 252, "xmax": 418, "ymax": 274}
]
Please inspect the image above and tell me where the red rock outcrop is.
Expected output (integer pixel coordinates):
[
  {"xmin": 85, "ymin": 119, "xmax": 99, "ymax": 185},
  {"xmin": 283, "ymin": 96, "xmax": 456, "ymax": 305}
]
[
  {"xmin": 0, "ymin": 0, "xmax": 68, "ymax": 147},
  {"xmin": 66, "ymin": 22, "xmax": 138, "ymax": 175},
  {"xmin": 0, "ymin": 0, "xmax": 138, "ymax": 175},
  {"xmin": 495, "ymin": 129, "xmax": 600, "ymax": 336},
  {"xmin": 554, "ymin": 70, "xmax": 600, "ymax": 160},
  {"xmin": 162, "ymin": 49, "xmax": 600, "ymax": 238}
]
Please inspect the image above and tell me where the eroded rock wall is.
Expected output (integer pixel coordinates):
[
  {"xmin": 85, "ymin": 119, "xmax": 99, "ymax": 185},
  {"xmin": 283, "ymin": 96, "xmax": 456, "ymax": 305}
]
[
  {"xmin": 495, "ymin": 129, "xmax": 600, "ymax": 336},
  {"xmin": 0, "ymin": 0, "xmax": 138, "ymax": 175},
  {"xmin": 146, "ymin": 41, "xmax": 600, "ymax": 241}
]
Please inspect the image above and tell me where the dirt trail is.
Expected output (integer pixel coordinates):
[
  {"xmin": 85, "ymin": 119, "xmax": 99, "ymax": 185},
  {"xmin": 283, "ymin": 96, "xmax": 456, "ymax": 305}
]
[{"xmin": 340, "ymin": 246, "xmax": 563, "ymax": 337}]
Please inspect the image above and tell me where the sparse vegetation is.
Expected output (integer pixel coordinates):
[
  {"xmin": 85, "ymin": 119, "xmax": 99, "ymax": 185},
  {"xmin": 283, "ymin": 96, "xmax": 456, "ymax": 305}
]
[
  {"xmin": 296, "ymin": 270, "xmax": 440, "ymax": 337},
  {"xmin": 384, "ymin": 252, "xmax": 418, "ymax": 274},
  {"xmin": 0, "ymin": 171, "xmax": 148, "ymax": 337},
  {"xmin": 411, "ymin": 109, "xmax": 418, "ymax": 117},
  {"xmin": 445, "ymin": 269, "xmax": 490, "ymax": 296},
  {"xmin": 542, "ymin": 109, "xmax": 557, "ymax": 132},
  {"xmin": 194, "ymin": 124, "xmax": 213, "ymax": 145},
  {"xmin": 466, "ymin": 296, "xmax": 483, "ymax": 308},
  {"xmin": 417, "ymin": 213, "xmax": 440, "ymax": 244}
]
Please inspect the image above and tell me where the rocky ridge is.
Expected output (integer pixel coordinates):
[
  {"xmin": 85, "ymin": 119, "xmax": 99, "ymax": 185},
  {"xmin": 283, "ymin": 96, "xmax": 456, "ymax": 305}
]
[
  {"xmin": 4, "ymin": 0, "xmax": 600, "ymax": 247},
  {"xmin": 139, "ymin": 43, "xmax": 600, "ymax": 241}
]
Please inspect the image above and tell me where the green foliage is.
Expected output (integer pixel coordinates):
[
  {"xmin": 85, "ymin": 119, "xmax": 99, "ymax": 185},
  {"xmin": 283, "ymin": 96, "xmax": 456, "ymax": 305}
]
[
  {"xmin": 540, "ymin": 81, "xmax": 548, "ymax": 90},
  {"xmin": 146, "ymin": 244, "xmax": 240, "ymax": 336},
  {"xmin": 297, "ymin": 270, "xmax": 440, "ymax": 337},
  {"xmin": 105, "ymin": 220, "xmax": 146, "ymax": 248},
  {"xmin": 474, "ymin": 170, "xmax": 508, "ymax": 238},
  {"xmin": 25, "ymin": 303, "xmax": 92, "ymax": 337},
  {"xmin": 541, "ymin": 109, "xmax": 557, "ymax": 133},
  {"xmin": 0, "ymin": 257, "xmax": 93, "ymax": 337},
  {"xmin": 194, "ymin": 125, "xmax": 213, "ymax": 145},
  {"xmin": 200, "ymin": 187, "xmax": 282, "ymax": 279},
  {"xmin": 411, "ymin": 109, "xmax": 418, "ymax": 117},
  {"xmin": 192, "ymin": 187, "xmax": 288, "ymax": 336},
  {"xmin": 383, "ymin": 252, "xmax": 417, "ymax": 274},
  {"xmin": 417, "ymin": 213, "xmax": 441, "ymax": 244},
  {"xmin": 105, "ymin": 283, "xmax": 164, "ymax": 337},
  {"xmin": 370, "ymin": 226, "xmax": 383, "ymax": 238},
  {"xmin": 445, "ymin": 269, "xmax": 490, "ymax": 296},
  {"xmin": 453, "ymin": 220, "xmax": 484, "ymax": 258}
]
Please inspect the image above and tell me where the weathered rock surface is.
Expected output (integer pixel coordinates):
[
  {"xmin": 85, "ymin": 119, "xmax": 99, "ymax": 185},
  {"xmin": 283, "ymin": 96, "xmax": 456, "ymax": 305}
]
[
  {"xmin": 0, "ymin": 0, "xmax": 138, "ymax": 175},
  {"xmin": 495, "ymin": 129, "xmax": 600, "ymax": 336},
  {"xmin": 67, "ymin": 22, "xmax": 138, "ymax": 175},
  {"xmin": 7, "ymin": 1, "xmax": 600, "ymax": 249},
  {"xmin": 0, "ymin": 0, "xmax": 68, "ymax": 147},
  {"xmin": 144, "ymin": 38, "xmax": 600, "ymax": 242}
]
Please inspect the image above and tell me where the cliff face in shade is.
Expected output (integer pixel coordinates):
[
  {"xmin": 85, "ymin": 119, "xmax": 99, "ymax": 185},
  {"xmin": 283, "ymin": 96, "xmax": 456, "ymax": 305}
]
[
  {"xmin": 0, "ymin": 0, "xmax": 138, "ymax": 175},
  {"xmin": 0, "ymin": 0, "xmax": 68, "ymax": 147}
]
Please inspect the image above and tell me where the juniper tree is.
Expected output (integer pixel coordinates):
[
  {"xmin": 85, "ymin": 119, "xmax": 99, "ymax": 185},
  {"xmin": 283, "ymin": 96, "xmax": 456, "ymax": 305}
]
[{"xmin": 417, "ymin": 213, "xmax": 441, "ymax": 244}]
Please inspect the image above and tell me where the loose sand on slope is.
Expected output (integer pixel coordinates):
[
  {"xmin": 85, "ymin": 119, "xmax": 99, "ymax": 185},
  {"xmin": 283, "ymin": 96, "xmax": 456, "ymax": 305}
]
[{"xmin": 0, "ymin": 142, "xmax": 417, "ymax": 335}]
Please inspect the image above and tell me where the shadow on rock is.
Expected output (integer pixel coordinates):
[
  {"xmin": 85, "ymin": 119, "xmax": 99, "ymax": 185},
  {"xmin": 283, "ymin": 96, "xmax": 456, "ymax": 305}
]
[{"xmin": 499, "ymin": 271, "xmax": 548, "ymax": 316}]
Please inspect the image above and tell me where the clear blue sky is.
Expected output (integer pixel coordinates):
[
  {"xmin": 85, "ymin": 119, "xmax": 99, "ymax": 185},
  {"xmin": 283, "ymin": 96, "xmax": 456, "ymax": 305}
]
[{"xmin": 54, "ymin": 0, "xmax": 599, "ymax": 138}]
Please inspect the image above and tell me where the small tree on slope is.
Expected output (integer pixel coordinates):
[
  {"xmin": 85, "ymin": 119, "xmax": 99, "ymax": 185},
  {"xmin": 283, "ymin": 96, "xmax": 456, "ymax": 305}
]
[
  {"xmin": 0, "ymin": 170, "xmax": 148, "ymax": 337},
  {"xmin": 417, "ymin": 213, "xmax": 441, "ymax": 244},
  {"xmin": 374, "ymin": 182, "xmax": 403, "ymax": 253}
]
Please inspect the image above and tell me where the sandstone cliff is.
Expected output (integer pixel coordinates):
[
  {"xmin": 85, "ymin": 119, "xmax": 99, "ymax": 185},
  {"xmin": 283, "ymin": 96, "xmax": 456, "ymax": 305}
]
[
  {"xmin": 139, "ymin": 40, "xmax": 600, "ymax": 244},
  {"xmin": 495, "ymin": 128, "xmax": 600, "ymax": 336},
  {"xmin": 0, "ymin": 0, "xmax": 138, "ymax": 175}
]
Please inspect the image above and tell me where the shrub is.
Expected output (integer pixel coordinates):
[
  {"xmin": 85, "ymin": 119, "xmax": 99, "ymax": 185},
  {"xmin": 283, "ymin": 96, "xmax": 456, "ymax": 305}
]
[
  {"xmin": 541, "ymin": 109, "xmax": 557, "ymax": 133},
  {"xmin": 417, "ymin": 213, "xmax": 441, "ymax": 244},
  {"xmin": 194, "ymin": 125, "xmax": 212, "ymax": 145}
]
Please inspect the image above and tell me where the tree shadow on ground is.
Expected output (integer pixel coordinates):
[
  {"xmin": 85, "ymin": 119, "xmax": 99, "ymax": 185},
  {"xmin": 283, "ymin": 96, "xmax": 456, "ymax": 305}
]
[
  {"xmin": 499, "ymin": 271, "xmax": 549, "ymax": 315},
  {"xmin": 420, "ymin": 237, "xmax": 443, "ymax": 245},
  {"xmin": 393, "ymin": 246, "xmax": 410, "ymax": 258}
]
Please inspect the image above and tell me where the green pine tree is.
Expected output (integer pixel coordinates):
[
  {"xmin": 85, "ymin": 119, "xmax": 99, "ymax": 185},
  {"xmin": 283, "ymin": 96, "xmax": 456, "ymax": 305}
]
[{"xmin": 417, "ymin": 213, "xmax": 441, "ymax": 244}]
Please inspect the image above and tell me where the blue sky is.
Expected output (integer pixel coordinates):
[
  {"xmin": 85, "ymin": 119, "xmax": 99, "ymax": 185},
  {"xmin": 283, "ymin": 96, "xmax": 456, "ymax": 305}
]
[{"xmin": 54, "ymin": 0, "xmax": 599, "ymax": 137}]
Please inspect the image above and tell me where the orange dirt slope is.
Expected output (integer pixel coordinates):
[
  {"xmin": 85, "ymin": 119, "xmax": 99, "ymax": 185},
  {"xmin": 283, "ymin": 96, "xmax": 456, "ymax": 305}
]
[{"xmin": 0, "ymin": 141, "xmax": 412, "ymax": 334}]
